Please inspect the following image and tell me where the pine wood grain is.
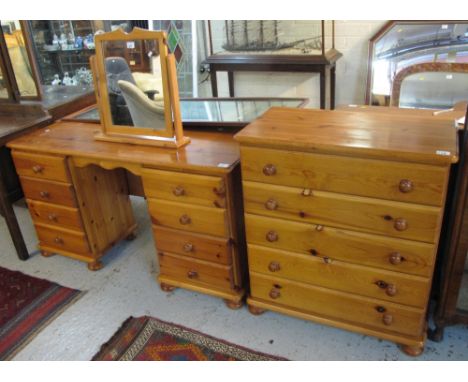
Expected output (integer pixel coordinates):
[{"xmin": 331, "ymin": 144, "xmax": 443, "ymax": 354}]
[
  {"xmin": 234, "ymin": 107, "xmax": 458, "ymax": 165},
  {"xmin": 142, "ymin": 168, "xmax": 226, "ymax": 208},
  {"xmin": 27, "ymin": 199, "xmax": 83, "ymax": 230},
  {"xmin": 240, "ymin": 146, "xmax": 449, "ymax": 206},
  {"xmin": 245, "ymin": 214, "xmax": 435, "ymax": 277},
  {"xmin": 243, "ymin": 181, "xmax": 441, "ymax": 243},
  {"xmin": 20, "ymin": 176, "xmax": 77, "ymax": 207},
  {"xmin": 152, "ymin": 226, "xmax": 232, "ymax": 265},
  {"xmin": 148, "ymin": 198, "xmax": 228, "ymax": 238},
  {"xmin": 248, "ymin": 244, "xmax": 430, "ymax": 308},
  {"xmin": 249, "ymin": 272, "xmax": 425, "ymax": 337}
]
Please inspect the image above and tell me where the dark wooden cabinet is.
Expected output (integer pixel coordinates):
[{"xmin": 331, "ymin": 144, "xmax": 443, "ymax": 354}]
[{"xmin": 429, "ymin": 111, "xmax": 468, "ymax": 341}]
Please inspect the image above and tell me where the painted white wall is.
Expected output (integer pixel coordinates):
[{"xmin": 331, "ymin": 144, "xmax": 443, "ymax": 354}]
[{"xmin": 198, "ymin": 20, "xmax": 386, "ymax": 108}]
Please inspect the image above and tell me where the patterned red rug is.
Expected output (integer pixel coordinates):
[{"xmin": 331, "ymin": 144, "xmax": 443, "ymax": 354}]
[
  {"xmin": 93, "ymin": 316, "xmax": 287, "ymax": 361},
  {"xmin": 0, "ymin": 266, "xmax": 83, "ymax": 360}
]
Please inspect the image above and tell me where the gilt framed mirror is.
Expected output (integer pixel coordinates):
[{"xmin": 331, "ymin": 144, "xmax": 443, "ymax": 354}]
[
  {"xmin": 366, "ymin": 21, "xmax": 468, "ymax": 107},
  {"xmin": 93, "ymin": 28, "xmax": 189, "ymax": 148}
]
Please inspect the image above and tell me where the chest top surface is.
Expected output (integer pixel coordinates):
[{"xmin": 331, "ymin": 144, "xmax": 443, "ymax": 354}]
[
  {"xmin": 234, "ymin": 107, "xmax": 459, "ymax": 165},
  {"xmin": 7, "ymin": 121, "xmax": 240, "ymax": 174}
]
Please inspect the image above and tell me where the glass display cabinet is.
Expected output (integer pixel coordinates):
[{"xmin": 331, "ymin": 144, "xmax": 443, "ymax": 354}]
[
  {"xmin": 203, "ymin": 20, "xmax": 341, "ymax": 109},
  {"xmin": 64, "ymin": 97, "xmax": 308, "ymax": 130},
  {"xmin": 24, "ymin": 20, "xmax": 132, "ymax": 109},
  {"xmin": 366, "ymin": 21, "xmax": 468, "ymax": 108}
]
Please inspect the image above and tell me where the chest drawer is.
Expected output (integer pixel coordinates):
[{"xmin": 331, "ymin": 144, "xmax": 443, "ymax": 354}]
[
  {"xmin": 241, "ymin": 146, "xmax": 448, "ymax": 206},
  {"xmin": 245, "ymin": 214, "xmax": 435, "ymax": 277},
  {"xmin": 243, "ymin": 181, "xmax": 441, "ymax": 243},
  {"xmin": 27, "ymin": 199, "xmax": 83, "ymax": 230},
  {"xmin": 159, "ymin": 252, "xmax": 233, "ymax": 292},
  {"xmin": 13, "ymin": 151, "xmax": 70, "ymax": 183},
  {"xmin": 36, "ymin": 224, "xmax": 90, "ymax": 255},
  {"xmin": 248, "ymin": 244, "xmax": 430, "ymax": 308},
  {"xmin": 250, "ymin": 272, "xmax": 425, "ymax": 337},
  {"xmin": 142, "ymin": 169, "xmax": 226, "ymax": 208},
  {"xmin": 148, "ymin": 199, "xmax": 228, "ymax": 237},
  {"xmin": 20, "ymin": 177, "xmax": 77, "ymax": 207},
  {"xmin": 153, "ymin": 226, "xmax": 232, "ymax": 265}
]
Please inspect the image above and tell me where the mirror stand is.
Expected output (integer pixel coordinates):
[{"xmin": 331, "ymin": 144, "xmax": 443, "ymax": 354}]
[{"xmin": 91, "ymin": 28, "xmax": 190, "ymax": 149}]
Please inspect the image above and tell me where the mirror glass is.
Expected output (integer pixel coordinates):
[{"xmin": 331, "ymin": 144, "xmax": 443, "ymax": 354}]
[
  {"xmin": 1, "ymin": 20, "xmax": 38, "ymax": 97},
  {"xmin": 0, "ymin": 58, "xmax": 8, "ymax": 99},
  {"xmin": 101, "ymin": 38, "xmax": 168, "ymax": 130},
  {"xmin": 399, "ymin": 71, "xmax": 468, "ymax": 109},
  {"xmin": 368, "ymin": 22, "xmax": 468, "ymax": 107}
]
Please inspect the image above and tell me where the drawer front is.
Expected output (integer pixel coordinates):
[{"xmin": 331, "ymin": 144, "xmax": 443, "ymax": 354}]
[
  {"xmin": 248, "ymin": 244, "xmax": 430, "ymax": 308},
  {"xmin": 36, "ymin": 224, "xmax": 90, "ymax": 255},
  {"xmin": 250, "ymin": 272, "xmax": 425, "ymax": 337},
  {"xmin": 13, "ymin": 151, "xmax": 69, "ymax": 183},
  {"xmin": 142, "ymin": 169, "xmax": 226, "ymax": 208},
  {"xmin": 159, "ymin": 252, "xmax": 233, "ymax": 292},
  {"xmin": 27, "ymin": 199, "xmax": 83, "ymax": 230},
  {"xmin": 20, "ymin": 177, "xmax": 77, "ymax": 207},
  {"xmin": 243, "ymin": 181, "xmax": 441, "ymax": 243},
  {"xmin": 153, "ymin": 226, "xmax": 232, "ymax": 265},
  {"xmin": 241, "ymin": 146, "xmax": 448, "ymax": 206},
  {"xmin": 245, "ymin": 214, "xmax": 435, "ymax": 277},
  {"xmin": 148, "ymin": 199, "xmax": 228, "ymax": 237}
]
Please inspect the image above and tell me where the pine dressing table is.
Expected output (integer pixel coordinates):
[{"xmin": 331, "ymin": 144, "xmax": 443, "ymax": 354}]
[{"xmin": 7, "ymin": 121, "xmax": 248, "ymax": 308}]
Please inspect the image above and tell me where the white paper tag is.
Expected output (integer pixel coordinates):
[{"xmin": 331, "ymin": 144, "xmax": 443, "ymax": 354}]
[
  {"xmin": 436, "ymin": 150, "xmax": 451, "ymax": 156},
  {"xmin": 217, "ymin": 163, "xmax": 230, "ymax": 168}
]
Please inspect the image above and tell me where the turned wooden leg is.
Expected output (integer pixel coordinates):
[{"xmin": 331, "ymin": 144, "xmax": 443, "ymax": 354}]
[
  {"xmin": 87, "ymin": 260, "xmax": 103, "ymax": 271},
  {"xmin": 224, "ymin": 299, "xmax": 243, "ymax": 310},
  {"xmin": 400, "ymin": 343, "xmax": 424, "ymax": 357},
  {"xmin": 248, "ymin": 304, "xmax": 266, "ymax": 316},
  {"xmin": 41, "ymin": 250, "xmax": 55, "ymax": 258},
  {"xmin": 160, "ymin": 282, "xmax": 176, "ymax": 292},
  {"xmin": 126, "ymin": 232, "xmax": 137, "ymax": 241}
]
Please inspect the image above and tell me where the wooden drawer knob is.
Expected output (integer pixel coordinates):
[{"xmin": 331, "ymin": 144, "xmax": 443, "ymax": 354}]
[
  {"xmin": 399, "ymin": 179, "xmax": 413, "ymax": 193},
  {"xmin": 266, "ymin": 230, "xmax": 278, "ymax": 242},
  {"xmin": 54, "ymin": 237, "xmax": 64, "ymax": 245},
  {"xmin": 263, "ymin": 164, "xmax": 277, "ymax": 176},
  {"xmin": 48, "ymin": 213, "xmax": 58, "ymax": 222},
  {"xmin": 265, "ymin": 198, "xmax": 278, "ymax": 210},
  {"xmin": 183, "ymin": 242, "xmax": 194, "ymax": 252},
  {"xmin": 376, "ymin": 280, "xmax": 397, "ymax": 297},
  {"xmin": 394, "ymin": 218, "xmax": 408, "ymax": 231},
  {"xmin": 213, "ymin": 184, "xmax": 226, "ymax": 196},
  {"xmin": 39, "ymin": 191, "xmax": 50, "ymax": 199},
  {"xmin": 187, "ymin": 270, "xmax": 198, "ymax": 279},
  {"xmin": 173, "ymin": 186, "xmax": 185, "ymax": 196},
  {"xmin": 268, "ymin": 261, "xmax": 281, "ymax": 272},
  {"xmin": 382, "ymin": 313, "xmax": 393, "ymax": 326},
  {"xmin": 386, "ymin": 283, "xmax": 397, "ymax": 297},
  {"xmin": 389, "ymin": 252, "xmax": 402, "ymax": 265},
  {"xmin": 179, "ymin": 214, "xmax": 191, "ymax": 225},
  {"xmin": 269, "ymin": 288, "xmax": 281, "ymax": 299},
  {"xmin": 32, "ymin": 165, "xmax": 44, "ymax": 174}
]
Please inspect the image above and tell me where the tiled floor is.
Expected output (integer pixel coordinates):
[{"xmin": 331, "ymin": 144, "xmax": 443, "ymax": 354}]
[{"xmin": 1, "ymin": 197, "xmax": 468, "ymax": 360}]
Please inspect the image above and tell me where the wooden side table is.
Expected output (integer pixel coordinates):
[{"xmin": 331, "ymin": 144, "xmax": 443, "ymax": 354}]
[
  {"xmin": 202, "ymin": 50, "xmax": 342, "ymax": 110},
  {"xmin": 0, "ymin": 103, "xmax": 51, "ymax": 260}
]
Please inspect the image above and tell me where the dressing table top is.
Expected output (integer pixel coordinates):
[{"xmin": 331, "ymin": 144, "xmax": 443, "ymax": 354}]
[{"xmin": 7, "ymin": 121, "xmax": 240, "ymax": 175}]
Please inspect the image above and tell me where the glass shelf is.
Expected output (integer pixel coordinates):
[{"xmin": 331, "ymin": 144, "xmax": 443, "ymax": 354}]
[{"xmin": 66, "ymin": 97, "xmax": 308, "ymax": 128}]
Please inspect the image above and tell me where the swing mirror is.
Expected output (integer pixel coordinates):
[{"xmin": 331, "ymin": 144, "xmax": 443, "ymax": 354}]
[{"xmin": 93, "ymin": 27, "xmax": 189, "ymax": 148}]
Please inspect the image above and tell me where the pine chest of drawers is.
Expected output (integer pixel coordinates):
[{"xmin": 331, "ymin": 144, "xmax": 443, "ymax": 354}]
[{"xmin": 235, "ymin": 107, "xmax": 458, "ymax": 355}]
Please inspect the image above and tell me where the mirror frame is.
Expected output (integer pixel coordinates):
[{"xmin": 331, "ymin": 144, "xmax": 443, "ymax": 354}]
[
  {"xmin": 365, "ymin": 20, "xmax": 468, "ymax": 106},
  {"xmin": 391, "ymin": 62, "xmax": 468, "ymax": 107},
  {"xmin": 93, "ymin": 27, "xmax": 189, "ymax": 148}
]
